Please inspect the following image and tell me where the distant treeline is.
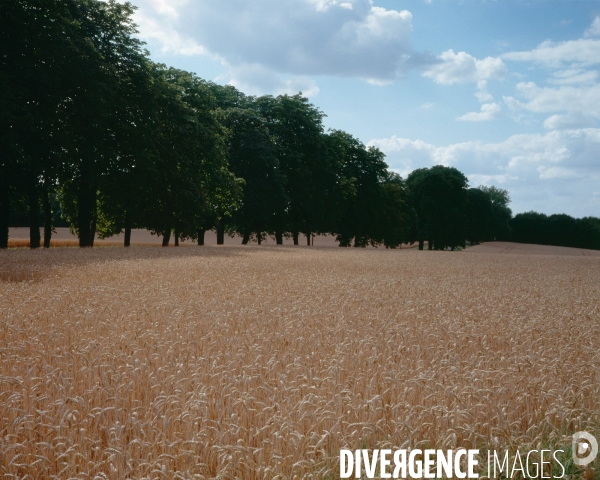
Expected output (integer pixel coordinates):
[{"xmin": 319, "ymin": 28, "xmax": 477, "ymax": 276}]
[
  {"xmin": 1, "ymin": 0, "xmax": 598, "ymax": 251},
  {"xmin": 511, "ymin": 213, "xmax": 600, "ymax": 250}
]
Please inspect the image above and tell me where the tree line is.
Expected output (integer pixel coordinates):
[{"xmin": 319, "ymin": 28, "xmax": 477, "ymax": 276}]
[
  {"xmin": 511, "ymin": 213, "xmax": 600, "ymax": 250},
  {"xmin": 2, "ymin": 0, "xmax": 598, "ymax": 251}
]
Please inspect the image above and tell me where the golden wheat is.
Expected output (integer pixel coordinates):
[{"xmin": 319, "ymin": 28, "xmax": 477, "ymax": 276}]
[{"xmin": 0, "ymin": 246, "xmax": 598, "ymax": 479}]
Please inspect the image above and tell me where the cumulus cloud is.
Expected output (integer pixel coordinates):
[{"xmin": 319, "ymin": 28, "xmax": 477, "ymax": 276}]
[
  {"xmin": 502, "ymin": 39, "xmax": 600, "ymax": 68},
  {"xmin": 127, "ymin": 0, "xmax": 428, "ymax": 93},
  {"xmin": 468, "ymin": 174, "xmax": 518, "ymax": 185},
  {"xmin": 369, "ymin": 129, "xmax": 600, "ymax": 216},
  {"xmin": 548, "ymin": 69, "xmax": 598, "ymax": 86},
  {"xmin": 475, "ymin": 80, "xmax": 493, "ymax": 102},
  {"xmin": 584, "ymin": 16, "xmax": 600, "ymax": 37},
  {"xmin": 134, "ymin": 9, "xmax": 208, "ymax": 56},
  {"xmin": 422, "ymin": 49, "xmax": 507, "ymax": 85},
  {"xmin": 543, "ymin": 113, "xmax": 595, "ymax": 130},
  {"xmin": 504, "ymin": 82, "xmax": 600, "ymax": 119},
  {"xmin": 218, "ymin": 64, "xmax": 321, "ymax": 97},
  {"xmin": 457, "ymin": 102, "xmax": 501, "ymax": 122},
  {"xmin": 367, "ymin": 137, "xmax": 436, "ymax": 176},
  {"xmin": 500, "ymin": 19, "xmax": 600, "ymax": 127}
]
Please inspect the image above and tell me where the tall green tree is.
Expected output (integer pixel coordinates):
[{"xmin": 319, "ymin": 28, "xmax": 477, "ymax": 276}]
[
  {"xmin": 92, "ymin": 52, "xmax": 158, "ymax": 247},
  {"xmin": 477, "ymin": 185, "xmax": 512, "ymax": 240},
  {"xmin": 377, "ymin": 173, "xmax": 413, "ymax": 248},
  {"xmin": 255, "ymin": 94, "xmax": 326, "ymax": 245},
  {"xmin": 48, "ymin": 0, "xmax": 150, "ymax": 247},
  {"xmin": 407, "ymin": 165, "xmax": 469, "ymax": 250},
  {"xmin": 133, "ymin": 67, "xmax": 240, "ymax": 247},
  {"xmin": 223, "ymin": 108, "xmax": 287, "ymax": 244},
  {"xmin": 0, "ymin": 0, "xmax": 84, "ymax": 248},
  {"xmin": 325, "ymin": 130, "xmax": 392, "ymax": 247},
  {"xmin": 465, "ymin": 188, "xmax": 494, "ymax": 245}
]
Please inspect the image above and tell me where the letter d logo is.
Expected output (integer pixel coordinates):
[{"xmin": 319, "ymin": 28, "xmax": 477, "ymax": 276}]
[{"xmin": 572, "ymin": 431, "xmax": 598, "ymax": 467}]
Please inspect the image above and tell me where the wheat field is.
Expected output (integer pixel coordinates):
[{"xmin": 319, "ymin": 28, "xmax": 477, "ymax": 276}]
[{"xmin": 0, "ymin": 246, "xmax": 599, "ymax": 479}]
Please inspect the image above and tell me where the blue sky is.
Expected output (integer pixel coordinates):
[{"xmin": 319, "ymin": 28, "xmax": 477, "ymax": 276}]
[{"xmin": 129, "ymin": 0, "xmax": 600, "ymax": 217}]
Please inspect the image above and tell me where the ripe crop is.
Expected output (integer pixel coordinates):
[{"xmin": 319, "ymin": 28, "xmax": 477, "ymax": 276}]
[{"xmin": 1, "ymin": 246, "xmax": 599, "ymax": 478}]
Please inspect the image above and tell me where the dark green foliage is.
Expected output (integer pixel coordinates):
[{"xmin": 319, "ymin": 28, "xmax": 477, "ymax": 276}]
[
  {"xmin": 407, "ymin": 166, "xmax": 469, "ymax": 250},
  {"xmin": 223, "ymin": 108, "xmax": 287, "ymax": 242},
  {"xmin": 325, "ymin": 130, "xmax": 411, "ymax": 247},
  {"xmin": 466, "ymin": 188, "xmax": 494, "ymax": 245},
  {"xmin": 254, "ymin": 94, "xmax": 327, "ymax": 239},
  {"xmin": 478, "ymin": 185, "xmax": 512, "ymax": 240},
  {"xmin": 511, "ymin": 212, "xmax": 600, "ymax": 250},
  {"xmin": 377, "ymin": 173, "xmax": 414, "ymax": 248},
  {"xmin": 5, "ymin": 0, "xmax": 589, "ymax": 252},
  {"xmin": 128, "ymin": 66, "xmax": 239, "ymax": 245}
]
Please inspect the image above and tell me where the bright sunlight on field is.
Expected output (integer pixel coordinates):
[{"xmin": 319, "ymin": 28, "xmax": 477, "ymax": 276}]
[{"xmin": 1, "ymin": 246, "xmax": 599, "ymax": 479}]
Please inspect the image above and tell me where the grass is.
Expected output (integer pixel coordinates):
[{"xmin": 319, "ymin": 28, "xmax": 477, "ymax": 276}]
[{"xmin": 0, "ymin": 246, "xmax": 599, "ymax": 478}]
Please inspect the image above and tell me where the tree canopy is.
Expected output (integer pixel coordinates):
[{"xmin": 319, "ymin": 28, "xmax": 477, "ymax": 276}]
[
  {"xmin": 2, "ymin": 0, "xmax": 598, "ymax": 251},
  {"xmin": 406, "ymin": 166, "xmax": 469, "ymax": 250}
]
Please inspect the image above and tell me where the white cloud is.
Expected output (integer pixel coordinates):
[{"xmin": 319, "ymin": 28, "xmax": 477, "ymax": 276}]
[
  {"xmin": 457, "ymin": 103, "xmax": 501, "ymax": 122},
  {"xmin": 422, "ymin": 49, "xmax": 507, "ymax": 85},
  {"xmin": 468, "ymin": 174, "xmax": 518, "ymax": 185},
  {"xmin": 134, "ymin": 10, "xmax": 208, "ymax": 56},
  {"xmin": 584, "ymin": 16, "xmax": 600, "ymax": 38},
  {"xmin": 144, "ymin": 0, "xmax": 186, "ymax": 20},
  {"xmin": 543, "ymin": 113, "xmax": 595, "ymax": 130},
  {"xmin": 537, "ymin": 166, "xmax": 582, "ymax": 180},
  {"xmin": 367, "ymin": 136, "xmax": 436, "ymax": 176},
  {"xmin": 421, "ymin": 102, "xmax": 434, "ymax": 109},
  {"xmin": 129, "ymin": 0, "xmax": 421, "ymax": 93},
  {"xmin": 548, "ymin": 69, "xmax": 598, "ymax": 86},
  {"xmin": 504, "ymin": 82, "xmax": 600, "ymax": 119},
  {"xmin": 502, "ymin": 39, "xmax": 600, "ymax": 68},
  {"xmin": 475, "ymin": 80, "xmax": 493, "ymax": 102},
  {"xmin": 218, "ymin": 64, "xmax": 321, "ymax": 98},
  {"xmin": 369, "ymin": 129, "xmax": 600, "ymax": 216},
  {"xmin": 475, "ymin": 91, "xmax": 494, "ymax": 102},
  {"xmin": 308, "ymin": 0, "xmax": 355, "ymax": 11}
]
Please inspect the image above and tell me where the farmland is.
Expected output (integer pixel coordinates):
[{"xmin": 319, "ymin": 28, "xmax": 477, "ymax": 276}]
[{"xmin": 1, "ymin": 245, "xmax": 599, "ymax": 478}]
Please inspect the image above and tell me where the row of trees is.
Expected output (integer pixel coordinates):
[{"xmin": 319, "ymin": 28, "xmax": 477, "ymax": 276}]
[
  {"xmin": 406, "ymin": 167, "xmax": 512, "ymax": 250},
  {"xmin": 3, "ymin": 0, "xmax": 597, "ymax": 252},
  {"xmin": 1, "ymin": 0, "xmax": 419, "ymax": 249},
  {"xmin": 511, "ymin": 212, "xmax": 600, "ymax": 250}
]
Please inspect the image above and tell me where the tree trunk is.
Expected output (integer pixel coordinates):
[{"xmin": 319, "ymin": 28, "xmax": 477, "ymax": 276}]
[
  {"xmin": 29, "ymin": 185, "xmax": 41, "ymax": 249},
  {"xmin": 90, "ymin": 215, "xmax": 96, "ymax": 248},
  {"xmin": 0, "ymin": 184, "xmax": 9, "ymax": 249},
  {"xmin": 275, "ymin": 231, "xmax": 283, "ymax": 245},
  {"xmin": 42, "ymin": 187, "xmax": 52, "ymax": 248},
  {"xmin": 242, "ymin": 233, "xmax": 249, "ymax": 245},
  {"xmin": 216, "ymin": 218, "xmax": 224, "ymax": 245},
  {"xmin": 197, "ymin": 228, "xmax": 205, "ymax": 246},
  {"xmin": 77, "ymin": 175, "xmax": 97, "ymax": 248},
  {"xmin": 418, "ymin": 239, "xmax": 424, "ymax": 251},
  {"xmin": 306, "ymin": 232, "xmax": 311, "ymax": 246},
  {"xmin": 292, "ymin": 231, "xmax": 299, "ymax": 245},
  {"xmin": 174, "ymin": 230, "xmax": 179, "ymax": 247},
  {"xmin": 124, "ymin": 211, "xmax": 131, "ymax": 247},
  {"xmin": 162, "ymin": 228, "xmax": 171, "ymax": 247},
  {"xmin": 257, "ymin": 231, "xmax": 262, "ymax": 245},
  {"xmin": 428, "ymin": 239, "xmax": 433, "ymax": 250}
]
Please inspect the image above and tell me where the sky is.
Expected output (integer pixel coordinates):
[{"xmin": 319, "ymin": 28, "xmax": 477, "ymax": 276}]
[{"xmin": 126, "ymin": 0, "xmax": 600, "ymax": 217}]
